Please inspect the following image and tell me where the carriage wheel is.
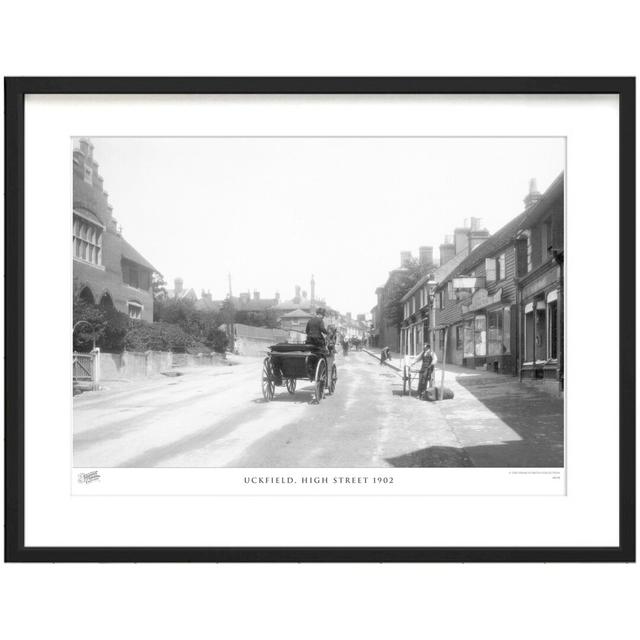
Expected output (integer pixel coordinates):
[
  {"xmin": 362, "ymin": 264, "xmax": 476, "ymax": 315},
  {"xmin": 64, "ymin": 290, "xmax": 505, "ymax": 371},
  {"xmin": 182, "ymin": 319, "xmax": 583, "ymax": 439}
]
[
  {"xmin": 261, "ymin": 358, "xmax": 275, "ymax": 401},
  {"xmin": 328, "ymin": 364, "xmax": 338, "ymax": 394},
  {"xmin": 314, "ymin": 359, "xmax": 327, "ymax": 403},
  {"xmin": 286, "ymin": 378, "xmax": 297, "ymax": 394}
]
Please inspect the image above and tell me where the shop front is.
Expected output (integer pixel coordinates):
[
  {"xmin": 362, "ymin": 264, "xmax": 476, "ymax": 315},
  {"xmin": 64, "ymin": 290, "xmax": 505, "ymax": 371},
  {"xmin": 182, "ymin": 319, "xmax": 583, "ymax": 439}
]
[
  {"xmin": 519, "ymin": 262, "xmax": 563, "ymax": 386},
  {"xmin": 459, "ymin": 288, "xmax": 516, "ymax": 374}
]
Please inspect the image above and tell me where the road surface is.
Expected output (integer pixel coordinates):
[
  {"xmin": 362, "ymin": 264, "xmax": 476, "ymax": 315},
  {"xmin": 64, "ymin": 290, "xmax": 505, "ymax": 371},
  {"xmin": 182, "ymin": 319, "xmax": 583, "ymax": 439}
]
[{"xmin": 73, "ymin": 351, "xmax": 564, "ymax": 468}]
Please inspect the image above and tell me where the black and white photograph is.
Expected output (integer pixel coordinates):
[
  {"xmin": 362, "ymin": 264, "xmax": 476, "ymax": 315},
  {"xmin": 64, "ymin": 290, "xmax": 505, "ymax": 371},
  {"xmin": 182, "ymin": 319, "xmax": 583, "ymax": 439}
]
[{"xmin": 72, "ymin": 136, "xmax": 565, "ymax": 472}]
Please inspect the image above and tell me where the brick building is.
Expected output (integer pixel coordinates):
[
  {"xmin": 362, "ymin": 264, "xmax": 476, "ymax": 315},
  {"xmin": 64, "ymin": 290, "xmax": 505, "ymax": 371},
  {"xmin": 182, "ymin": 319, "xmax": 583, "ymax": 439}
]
[
  {"xmin": 432, "ymin": 214, "xmax": 523, "ymax": 372},
  {"xmin": 515, "ymin": 175, "xmax": 564, "ymax": 388},
  {"xmin": 430, "ymin": 174, "xmax": 564, "ymax": 386},
  {"xmin": 399, "ymin": 242, "xmax": 471, "ymax": 357},
  {"xmin": 73, "ymin": 139, "xmax": 156, "ymax": 322}
]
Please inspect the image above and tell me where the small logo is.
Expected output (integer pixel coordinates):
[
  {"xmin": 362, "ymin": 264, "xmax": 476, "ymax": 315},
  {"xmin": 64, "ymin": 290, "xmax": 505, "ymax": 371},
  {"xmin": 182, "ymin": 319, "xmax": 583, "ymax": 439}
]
[{"xmin": 77, "ymin": 470, "xmax": 101, "ymax": 484}]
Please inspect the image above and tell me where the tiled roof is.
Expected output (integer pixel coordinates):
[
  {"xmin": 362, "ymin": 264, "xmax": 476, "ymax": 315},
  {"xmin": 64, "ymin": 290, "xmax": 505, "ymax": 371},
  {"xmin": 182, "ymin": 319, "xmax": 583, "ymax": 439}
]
[
  {"xmin": 441, "ymin": 172, "xmax": 564, "ymax": 286},
  {"xmin": 119, "ymin": 236, "xmax": 157, "ymax": 272},
  {"xmin": 400, "ymin": 251, "xmax": 469, "ymax": 302},
  {"xmin": 281, "ymin": 309, "xmax": 314, "ymax": 318},
  {"xmin": 441, "ymin": 212, "xmax": 528, "ymax": 285}
]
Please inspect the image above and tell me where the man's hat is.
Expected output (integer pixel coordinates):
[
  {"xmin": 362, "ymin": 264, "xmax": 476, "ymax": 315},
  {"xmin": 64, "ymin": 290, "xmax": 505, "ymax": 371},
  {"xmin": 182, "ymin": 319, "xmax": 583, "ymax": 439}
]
[{"xmin": 316, "ymin": 307, "xmax": 326, "ymax": 316}]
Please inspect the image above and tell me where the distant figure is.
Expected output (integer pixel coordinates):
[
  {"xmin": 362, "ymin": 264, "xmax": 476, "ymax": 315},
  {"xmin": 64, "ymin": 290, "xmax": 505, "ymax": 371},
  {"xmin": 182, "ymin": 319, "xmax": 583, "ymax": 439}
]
[
  {"xmin": 305, "ymin": 307, "xmax": 327, "ymax": 348},
  {"xmin": 326, "ymin": 324, "xmax": 338, "ymax": 355},
  {"xmin": 412, "ymin": 343, "xmax": 438, "ymax": 399},
  {"xmin": 341, "ymin": 335, "xmax": 349, "ymax": 356},
  {"xmin": 380, "ymin": 346, "xmax": 392, "ymax": 365}
]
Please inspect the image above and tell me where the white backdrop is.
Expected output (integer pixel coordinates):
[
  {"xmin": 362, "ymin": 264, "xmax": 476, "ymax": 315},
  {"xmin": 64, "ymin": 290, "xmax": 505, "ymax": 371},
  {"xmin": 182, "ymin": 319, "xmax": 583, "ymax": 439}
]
[
  {"xmin": 2, "ymin": 2, "xmax": 638, "ymax": 640},
  {"xmin": 24, "ymin": 94, "xmax": 615, "ymax": 548}
]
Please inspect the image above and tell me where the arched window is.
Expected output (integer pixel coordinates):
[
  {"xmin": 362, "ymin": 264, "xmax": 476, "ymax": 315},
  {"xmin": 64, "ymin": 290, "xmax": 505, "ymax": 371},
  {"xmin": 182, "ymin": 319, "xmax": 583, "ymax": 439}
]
[{"xmin": 79, "ymin": 286, "xmax": 95, "ymax": 305}]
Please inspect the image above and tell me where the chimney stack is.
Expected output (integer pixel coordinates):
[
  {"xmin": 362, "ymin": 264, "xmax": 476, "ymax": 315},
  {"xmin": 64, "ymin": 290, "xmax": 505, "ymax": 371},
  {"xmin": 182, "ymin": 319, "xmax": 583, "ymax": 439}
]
[
  {"xmin": 174, "ymin": 277, "xmax": 184, "ymax": 295},
  {"xmin": 253, "ymin": 290, "xmax": 260, "ymax": 300},
  {"xmin": 400, "ymin": 251, "xmax": 412, "ymax": 267},
  {"xmin": 524, "ymin": 178, "xmax": 542, "ymax": 209},
  {"xmin": 294, "ymin": 285, "xmax": 301, "ymax": 301},
  {"xmin": 454, "ymin": 227, "xmax": 468, "ymax": 255},
  {"xmin": 419, "ymin": 246, "xmax": 434, "ymax": 267},
  {"xmin": 439, "ymin": 240, "xmax": 456, "ymax": 266},
  {"xmin": 310, "ymin": 275, "xmax": 316, "ymax": 301}
]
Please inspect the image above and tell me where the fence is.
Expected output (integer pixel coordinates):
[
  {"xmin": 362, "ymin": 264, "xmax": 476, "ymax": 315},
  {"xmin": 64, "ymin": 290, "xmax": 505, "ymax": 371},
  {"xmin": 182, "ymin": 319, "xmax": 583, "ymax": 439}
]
[
  {"xmin": 73, "ymin": 352, "xmax": 96, "ymax": 388},
  {"xmin": 232, "ymin": 323, "xmax": 305, "ymax": 356},
  {"xmin": 98, "ymin": 350, "xmax": 225, "ymax": 382}
]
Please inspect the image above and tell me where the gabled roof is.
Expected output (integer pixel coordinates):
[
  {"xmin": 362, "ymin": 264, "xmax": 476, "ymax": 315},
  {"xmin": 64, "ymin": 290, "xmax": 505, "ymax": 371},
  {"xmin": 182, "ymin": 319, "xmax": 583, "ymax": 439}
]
[
  {"xmin": 281, "ymin": 309, "xmax": 314, "ymax": 319},
  {"xmin": 400, "ymin": 249, "xmax": 470, "ymax": 302},
  {"xmin": 441, "ymin": 212, "xmax": 528, "ymax": 286},
  {"xmin": 119, "ymin": 236, "xmax": 157, "ymax": 272},
  {"xmin": 440, "ymin": 172, "xmax": 564, "ymax": 287}
]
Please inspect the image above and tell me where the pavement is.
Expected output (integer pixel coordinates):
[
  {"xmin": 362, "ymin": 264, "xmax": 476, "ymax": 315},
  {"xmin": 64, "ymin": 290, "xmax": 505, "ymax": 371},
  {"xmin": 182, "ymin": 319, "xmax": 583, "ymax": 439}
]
[{"xmin": 73, "ymin": 350, "xmax": 564, "ymax": 468}]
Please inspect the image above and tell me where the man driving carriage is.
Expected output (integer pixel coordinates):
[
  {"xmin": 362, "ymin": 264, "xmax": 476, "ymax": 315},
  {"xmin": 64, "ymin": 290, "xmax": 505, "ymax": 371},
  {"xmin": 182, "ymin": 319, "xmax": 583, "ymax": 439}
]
[{"xmin": 305, "ymin": 307, "xmax": 328, "ymax": 347}]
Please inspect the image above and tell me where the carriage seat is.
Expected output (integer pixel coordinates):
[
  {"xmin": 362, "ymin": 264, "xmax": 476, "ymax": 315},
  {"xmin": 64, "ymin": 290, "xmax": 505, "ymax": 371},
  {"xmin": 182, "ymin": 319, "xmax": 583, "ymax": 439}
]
[{"xmin": 269, "ymin": 343, "xmax": 325, "ymax": 354}]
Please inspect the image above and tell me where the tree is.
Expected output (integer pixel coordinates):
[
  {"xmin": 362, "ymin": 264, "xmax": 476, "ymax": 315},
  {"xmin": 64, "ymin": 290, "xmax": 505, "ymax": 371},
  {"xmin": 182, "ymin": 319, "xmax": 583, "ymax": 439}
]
[
  {"xmin": 383, "ymin": 257, "xmax": 427, "ymax": 327},
  {"xmin": 152, "ymin": 272, "xmax": 168, "ymax": 299}
]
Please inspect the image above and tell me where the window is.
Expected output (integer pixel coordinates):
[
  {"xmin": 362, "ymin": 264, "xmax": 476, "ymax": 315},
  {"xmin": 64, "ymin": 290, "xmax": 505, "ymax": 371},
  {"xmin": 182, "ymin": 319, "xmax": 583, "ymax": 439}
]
[
  {"xmin": 487, "ymin": 310, "xmax": 503, "ymax": 355},
  {"xmin": 122, "ymin": 260, "xmax": 151, "ymax": 291},
  {"xmin": 547, "ymin": 291, "xmax": 558, "ymax": 359},
  {"xmin": 474, "ymin": 315, "xmax": 487, "ymax": 356},
  {"xmin": 485, "ymin": 257, "xmax": 496, "ymax": 282},
  {"xmin": 526, "ymin": 235, "xmax": 532, "ymax": 273},
  {"xmin": 455, "ymin": 325, "xmax": 463, "ymax": 350},
  {"xmin": 84, "ymin": 165, "xmax": 93, "ymax": 184},
  {"xmin": 128, "ymin": 302, "xmax": 143, "ymax": 320},
  {"xmin": 463, "ymin": 320, "xmax": 474, "ymax": 357},
  {"xmin": 497, "ymin": 253, "xmax": 506, "ymax": 281},
  {"xmin": 73, "ymin": 214, "xmax": 102, "ymax": 266},
  {"xmin": 524, "ymin": 298, "xmax": 546, "ymax": 362},
  {"xmin": 542, "ymin": 218, "xmax": 553, "ymax": 258},
  {"xmin": 503, "ymin": 307, "xmax": 511, "ymax": 354}
]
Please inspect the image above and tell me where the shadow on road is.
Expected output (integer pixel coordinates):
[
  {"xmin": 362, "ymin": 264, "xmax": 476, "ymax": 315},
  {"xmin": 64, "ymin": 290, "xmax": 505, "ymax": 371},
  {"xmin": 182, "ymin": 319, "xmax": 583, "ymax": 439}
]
[{"xmin": 386, "ymin": 446, "xmax": 474, "ymax": 467}]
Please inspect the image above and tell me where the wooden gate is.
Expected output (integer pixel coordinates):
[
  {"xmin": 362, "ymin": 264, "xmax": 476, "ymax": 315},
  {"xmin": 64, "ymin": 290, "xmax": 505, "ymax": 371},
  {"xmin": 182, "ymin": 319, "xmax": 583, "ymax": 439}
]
[{"xmin": 73, "ymin": 352, "xmax": 95, "ymax": 386}]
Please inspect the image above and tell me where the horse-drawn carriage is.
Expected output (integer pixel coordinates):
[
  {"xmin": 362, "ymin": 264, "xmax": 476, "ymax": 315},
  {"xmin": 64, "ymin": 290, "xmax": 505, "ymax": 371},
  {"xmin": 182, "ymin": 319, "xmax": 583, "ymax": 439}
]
[{"xmin": 261, "ymin": 342, "xmax": 338, "ymax": 403}]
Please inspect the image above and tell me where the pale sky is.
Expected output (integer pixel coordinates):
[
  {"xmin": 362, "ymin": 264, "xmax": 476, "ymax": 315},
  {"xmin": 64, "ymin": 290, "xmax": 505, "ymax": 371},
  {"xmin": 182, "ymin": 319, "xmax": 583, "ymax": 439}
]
[{"xmin": 89, "ymin": 137, "xmax": 564, "ymax": 317}]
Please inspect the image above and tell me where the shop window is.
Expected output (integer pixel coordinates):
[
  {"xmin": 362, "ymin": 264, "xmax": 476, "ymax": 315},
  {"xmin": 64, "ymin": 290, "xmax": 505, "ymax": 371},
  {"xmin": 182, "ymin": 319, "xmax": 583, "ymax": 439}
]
[
  {"xmin": 535, "ymin": 302, "xmax": 547, "ymax": 362},
  {"xmin": 487, "ymin": 310, "xmax": 503, "ymax": 355},
  {"xmin": 455, "ymin": 325, "xmax": 463, "ymax": 350},
  {"xmin": 463, "ymin": 320, "xmax": 474, "ymax": 358},
  {"xmin": 503, "ymin": 307, "xmax": 511, "ymax": 354},
  {"xmin": 547, "ymin": 293, "xmax": 558, "ymax": 360},
  {"xmin": 524, "ymin": 303, "xmax": 534, "ymax": 362},
  {"xmin": 474, "ymin": 315, "xmax": 486, "ymax": 357}
]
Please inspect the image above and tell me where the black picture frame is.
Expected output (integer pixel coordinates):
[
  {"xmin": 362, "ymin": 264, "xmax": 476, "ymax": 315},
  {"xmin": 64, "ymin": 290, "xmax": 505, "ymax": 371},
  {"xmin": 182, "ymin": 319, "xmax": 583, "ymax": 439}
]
[{"xmin": 4, "ymin": 77, "xmax": 635, "ymax": 563}]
